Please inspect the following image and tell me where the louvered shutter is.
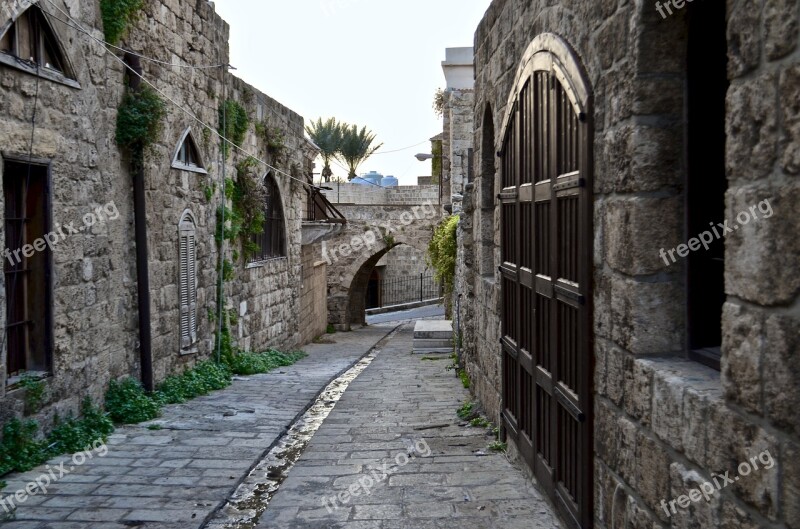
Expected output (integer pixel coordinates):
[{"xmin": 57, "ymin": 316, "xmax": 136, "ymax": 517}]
[{"xmin": 179, "ymin": 212, "xmax": 197, "ymax": 350}]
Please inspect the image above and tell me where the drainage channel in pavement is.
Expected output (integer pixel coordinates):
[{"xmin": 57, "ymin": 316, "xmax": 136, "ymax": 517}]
[{"xmin": 203, "ymin": 325, "xmax": 402, "ymax": 529}]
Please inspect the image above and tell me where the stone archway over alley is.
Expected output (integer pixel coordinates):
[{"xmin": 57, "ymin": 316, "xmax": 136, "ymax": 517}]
[{"xmin": 320, "ymin": 184, "xmax": 444, "ymax": 330}]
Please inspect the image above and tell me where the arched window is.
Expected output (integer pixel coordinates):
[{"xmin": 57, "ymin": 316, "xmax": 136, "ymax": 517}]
[
  {"xmin": 178, "ymin": 210, "xmax": 197, "ymax": 350},
  {"xmin": 249, "ymin": 173, "xmax": 286, "ymax": 262},
  {"xmin": 171, "ymin": 128, "xmax": 206, "ymax": 174},
  {"xmin": 0, "ymin": 5, "xmax": 77, "ymax": 86}
]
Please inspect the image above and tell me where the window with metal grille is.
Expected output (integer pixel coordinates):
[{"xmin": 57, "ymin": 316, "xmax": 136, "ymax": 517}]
[
  {"xmin": 178, "ymin": 211, "xmax": 198, "ymax": 350},
  {"xmin": 249, "ymin": 173, "xmax": 286, "ymax": 262},
  {"xmin": 3, "ymin": 159, "xmax": 53, "ymax": 379},
  {"xmin": 0, "ymin": 6, "xmax": 74, "ymax": 81},
  {"xmin": 171, "ymin": 128, "xmax": 206, "ymax": 174}
]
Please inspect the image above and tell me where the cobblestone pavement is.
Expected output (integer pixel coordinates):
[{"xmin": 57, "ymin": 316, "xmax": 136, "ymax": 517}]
[
  {"xmin": 255, "ymin": 323, "xmax": 564, "ymax": 529},
  {"xmin": 0, "ymin": 325, "xmax": 397, "ymax": 529}
]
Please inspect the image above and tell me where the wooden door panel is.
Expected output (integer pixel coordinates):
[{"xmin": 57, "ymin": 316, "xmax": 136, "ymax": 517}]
[{"xmin": 500, "ymin": 41, "xmax": 592, "ymax": 529}]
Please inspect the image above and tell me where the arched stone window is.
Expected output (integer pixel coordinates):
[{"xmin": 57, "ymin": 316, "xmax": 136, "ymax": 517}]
[
  {"xmin": 178, "ymin": 210, "xmax": 198, "ymax": 350},
  {"xmin": 0, "ymin": 5, "xmax": 78, "ymax": 87},
  {"xmin": 171, "ymin": 127, "xmax": 206, "ymax": 174},
  {"xmin": 249, "ymin": 173, "xmax": 286, "ymax": 262}
]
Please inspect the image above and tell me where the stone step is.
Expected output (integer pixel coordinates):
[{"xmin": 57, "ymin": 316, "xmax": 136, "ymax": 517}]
[
  {"xmin": 413, "ymin": 338, "xmax": 453, "ymax": 349},
  {"xmin": 413, "ymin": 320, "xmax": 453, "ymax": 340},
  {"xmin": 412, "ymin": 347, "xmax": 453, "ymax": 355}
]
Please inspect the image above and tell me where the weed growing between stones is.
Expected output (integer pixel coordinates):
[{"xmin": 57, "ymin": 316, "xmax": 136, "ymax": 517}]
[
  {"xmin": 105, "ymin": 378, "xmax": 162, "ymax": 424},
  {"xmin": 19, "ymin": 375, "xmax": 45, "ymax": 414},
  {"xmin": 470, "ymin": 417, "xmax": 490, "ymax": 428},
  {"xmin": 458, "ymin": 368, "xmax": 471, "ymax": 388},
  {"xmin": 488, "ymin": 441, "xmax": 507, "ymax": 453},
  {"xmin": 104, "ymin": 352, "xmax": 306, "ymax": 425},
  {"xmin": 457, "ymin": 401, "xmax": 476, "ymax": 420},
  {"xmin": 0, "ymin": 399, "xmax": 113, "ymax": 477}
]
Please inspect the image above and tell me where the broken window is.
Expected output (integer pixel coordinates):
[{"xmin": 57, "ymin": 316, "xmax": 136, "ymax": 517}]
[
  {"xmin": 249, "ymin": 173, "xmax": 286, "ymax": 262},
  {"xmin": 3, "ymin": 159, "xmax": 53, "ymax": 378}
]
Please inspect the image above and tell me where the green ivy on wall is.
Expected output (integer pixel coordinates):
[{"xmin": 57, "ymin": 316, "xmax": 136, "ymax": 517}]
[
  {"xmin": 115, "ymin": 85, "xmax": 166, "ymax": 156},
  {"xmin": 100, "ymin": 0, "xmax": 145, "ymax": 45},
  {"xmin": 218, "ymin": 100, "xmax": 250, "ymax": 159},
  {"xmin": 427, "ymin": 215, "xmax": 459, "ymax": 315}
]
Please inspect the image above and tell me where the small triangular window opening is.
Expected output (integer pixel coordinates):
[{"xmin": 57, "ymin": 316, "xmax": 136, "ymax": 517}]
[
  {"xmin": 0, "ymin": 7, "xmax": 71, "ymax": 77},
  {"xmin": 172, "ymin": 129, "xmax": 206, "ymax": 173}
]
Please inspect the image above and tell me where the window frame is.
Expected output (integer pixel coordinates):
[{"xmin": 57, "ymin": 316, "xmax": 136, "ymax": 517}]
[
  {"xmin": 2, "ymin": 153, "xmax": 55, "ymax": 384},
  {"xmin": 247, "ymin": 173, "xmax": 287, "ymax": 265},
  {"xmin": 171, "ymin": 128, "xmax": 207, "ymax": 175},
  {"xmin": 0, "ymin": 6, "xmax": 80, "ymax": 89}
]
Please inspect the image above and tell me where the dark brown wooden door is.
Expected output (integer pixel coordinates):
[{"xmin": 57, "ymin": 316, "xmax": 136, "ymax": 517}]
[{"xmin": 500, "ymin": 42, "xmax": 593, "ymax": 529}]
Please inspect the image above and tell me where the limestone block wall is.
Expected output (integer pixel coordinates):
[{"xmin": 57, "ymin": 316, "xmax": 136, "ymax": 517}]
[
  {"xmin": 298, "ymin": 244, "xmax": 328, "ymax": 345},
  {"xmin": 465, "ymin": 1, "xmax": 800, "ymax": 528},
  {"xmin": 322, "ymin": 203, "xmax": 442, "ymax": 329},
  {"xmin": 0, "ymin": 0, "xmax": 316, "ymax": 429},
  {"xmin": 322, "ymin": 183, "xmax": 439, "ymax": 205}
]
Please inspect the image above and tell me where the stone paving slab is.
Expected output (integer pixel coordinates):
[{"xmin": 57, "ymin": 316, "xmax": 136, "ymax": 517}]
[
  {"xmin": 251, "ymin": 323, "xmax": 565, "ymax": 529},
  {"xmin": 0, "ymin": 325, "xmax": 396, "ymax": 529}
]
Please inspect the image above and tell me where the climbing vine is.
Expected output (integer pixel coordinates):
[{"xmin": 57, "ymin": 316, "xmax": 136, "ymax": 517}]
[
  {"xmin": 100, "ymin": 0, "xmax": 145, "ymax": 45},
  {"xmin": 116, "ymin": 85, "xmax": 166, "ymax": 155},
  {"xmin": 255, "ymin": 121, "xmax": 287, "ymax": 163},
  {"xmin": 218, "ymin": 100, "xmax": 250, "ymax": 159},
  {"xmin": 427, "ymin": 215, "xmax": 459, "ymax": 314}
]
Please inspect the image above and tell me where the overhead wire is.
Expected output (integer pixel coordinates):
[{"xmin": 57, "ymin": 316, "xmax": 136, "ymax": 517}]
[
  {"xmin": 37, "ymin": 1, "xmax": 429, "ymax": 190},
  {"xmin": 40, "ymin": 0, "xmax": 316, "ymax": 191}
]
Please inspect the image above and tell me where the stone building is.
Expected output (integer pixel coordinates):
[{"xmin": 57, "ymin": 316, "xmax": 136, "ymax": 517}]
[
  {"xmin": 321, "ymin": 182, "xmax": 442, "ymax": 329},
  {"xmin": 456, "ymin": 1, "xmax": 800, "ymax": 528},
  {"xmin": 0, "ymin": 0, "xmax": 332, "ymax": 429}
]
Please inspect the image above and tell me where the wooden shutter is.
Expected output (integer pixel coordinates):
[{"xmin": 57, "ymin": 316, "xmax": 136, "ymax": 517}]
[{"xmin": 179, "ymin": 213, "xmax": 197, "ymax": 349}]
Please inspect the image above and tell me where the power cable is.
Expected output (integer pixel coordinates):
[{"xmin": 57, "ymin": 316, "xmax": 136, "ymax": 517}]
[{"xmin": 40, "ymin": 0, "xmax": 315, "ymax": 191}]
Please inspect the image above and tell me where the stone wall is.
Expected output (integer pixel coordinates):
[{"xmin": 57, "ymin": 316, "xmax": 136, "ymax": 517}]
[
  {"xmin": 462, "ymin": 1, "xmax": 800, "ymax": 528},
  {"xmin": 322, "ymin": 182, "xmax": 439, "ymax": 205},
  {"xmin": 0, "ymin": 0, "xmax": 319, "ymax": 430},
  {"xmin": 322, "ymin": 203, "xmax": 442, "ymax": 329},
  {"xmin": 298, "ymin": 244, "xmax": 328, "ymax": 345}
]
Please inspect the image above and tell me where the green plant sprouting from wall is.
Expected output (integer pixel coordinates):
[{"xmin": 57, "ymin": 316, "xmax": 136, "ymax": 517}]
[
  {"xmin": 218, "ymin": 99, "xmax": 250, "ymax": 159},
  {"xmin": 116, "ymin": 85, "xmax": 166, "ymax": 161},
  {"xmin": 19, "ymin": 375, "xmax": 45, "ymax": 414},
  {"xmin": 427, "ymin": 215, "xmax": 459, "ymax": 315},
  {"xmin": 433, "ymin": 88, "xmax": 445, "ymax": 117},
  {"xmin": 255, "ymin": 121, "xmax": 287, "ymax": 163},
  {"xmin": 100, "ymin": 0, "xmax": 144, "ymax": 45}
]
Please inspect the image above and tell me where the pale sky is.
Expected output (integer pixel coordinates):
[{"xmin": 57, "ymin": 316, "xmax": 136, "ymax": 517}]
[{"xmin": 213, "ymin": 0, "xmax": 491, "ymax": 185}]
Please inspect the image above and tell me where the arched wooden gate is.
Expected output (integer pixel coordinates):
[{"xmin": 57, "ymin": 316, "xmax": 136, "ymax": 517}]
[{"xmin": 498, "ymin": 34, "xmax": 593, "ymax": 529}]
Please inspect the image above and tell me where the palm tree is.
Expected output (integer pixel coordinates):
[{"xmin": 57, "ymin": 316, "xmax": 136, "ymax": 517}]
[
  {"xmin": 305, "ymin": 117, "xmax": 344, "ymax": 182},
  {"xmin": 337, "ymin": 125, "xmax": 383, "ymax": 180}
]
